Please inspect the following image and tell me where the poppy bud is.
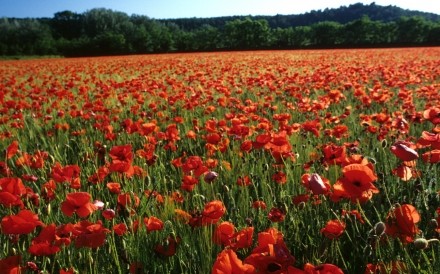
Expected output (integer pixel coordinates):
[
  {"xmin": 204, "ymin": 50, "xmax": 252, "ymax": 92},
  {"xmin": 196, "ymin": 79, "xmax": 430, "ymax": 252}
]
[
  {"xmin": 373, "ymin": 221, "xmax": 386, "ymax": 236},
  {"xmin": 390, "ymin": 142, "xmax": 419, "ymax": 161},
  {"xmin": 309, "ymin": 173, "xmax": 328, "ymax": 195},
  {"xmin": 414, "ymin": 238, "xmax": 429, "ymax": 250},
  {"xmin": 430, "ymin": 218, "xmax": 438, "ymax": 228},
  {"xmin": 94, "ymin": 200, "xmax": 105, "ymax": 210},
  {"xmin": 204, "ymin": 171, "xmax": 218, "ymax": 183}
]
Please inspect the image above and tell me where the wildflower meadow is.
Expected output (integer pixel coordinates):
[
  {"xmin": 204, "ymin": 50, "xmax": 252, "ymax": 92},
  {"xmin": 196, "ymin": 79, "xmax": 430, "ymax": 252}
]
[{"xmin": 0, "ymin": 47, "xmax": 439, "ymax": 273}]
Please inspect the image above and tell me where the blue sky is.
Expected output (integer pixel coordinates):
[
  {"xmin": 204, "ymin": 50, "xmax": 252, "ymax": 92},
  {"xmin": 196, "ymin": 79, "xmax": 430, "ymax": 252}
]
[{"xmin": 1, "ymin": 0, "xmax": 439, "ymax": 19}]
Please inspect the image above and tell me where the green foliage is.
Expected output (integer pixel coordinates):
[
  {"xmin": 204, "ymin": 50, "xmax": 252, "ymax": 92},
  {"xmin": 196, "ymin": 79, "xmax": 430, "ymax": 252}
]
[{"xmin": 0, "ymin": 3, "xmax": 440, "ymax": 57}]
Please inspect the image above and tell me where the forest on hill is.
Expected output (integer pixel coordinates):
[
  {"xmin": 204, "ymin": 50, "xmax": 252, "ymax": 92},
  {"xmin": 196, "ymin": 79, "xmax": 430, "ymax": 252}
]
[{"xmin": 1, "ymin": 2, "xmax": 440, "ymax": 57}]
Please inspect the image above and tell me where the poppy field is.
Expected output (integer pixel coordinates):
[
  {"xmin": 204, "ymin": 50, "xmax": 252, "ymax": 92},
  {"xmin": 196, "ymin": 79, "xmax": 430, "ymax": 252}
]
[{"xmin": 0, "ymin": 48, "xmax": 439, "ymax": 273}]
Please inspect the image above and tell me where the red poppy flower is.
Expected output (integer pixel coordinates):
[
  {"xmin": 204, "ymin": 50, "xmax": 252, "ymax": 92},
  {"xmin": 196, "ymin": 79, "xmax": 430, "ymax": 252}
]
[
  {"xmin": 6, "ymin": 140, "xmax": 19, "ymax": 159},
  {"xmin": 268, "ymin": 207, "xmax": 286, "ymax": 222},
  {"xmin": 417, "ymin": 131, "xmax": 440, "ymax": 149},
  {"xmin": 28, "ymin": 223, "xmax": 61, "ymax": 256},
  {"xmin": 237, "ymin": 175, "xmax": 252, "ymax": 186},
  {"xmin": 301, "ymin": 173, "xmax": 331, "ymax": 195},
  {"xmin": 0, "ymin": 177, "xmax": 26, "ymax": 196},
  {"xmin": 321, "ymin": 143, "xmax": 346, "ymax": 166},
  {"xmin": 155, "ymin": 235, "xmax": 181, "ymax": 257},
  {"xmin": 244, "ymin": 227, "xmax": 295, "ymax": 273},
  {"xmin": 181, "ymin": 175, "xmax": 199, "ymax": 192},
  {"xmin": 181, "ymin": 156, "xmax": 208, "ymax": 177},
  {"xmin": 212, "ymin": 249, "xmax": 255, "ymax": 274},
  {"xmin": 106, "ymin": 182, "xmax": 121, "ymax": 194},
  {"xmin": 1, "ymin": 209, "xmax": 43, "ymax": 234},
  {"xmin": 230, "ymin": 227, "xmax": 254, "ymax": 250},
  {"xmin": 385, "ymin": 204, "xmax": 420, "ymax": 243},
  {"xmin": 102, "ymin": 209, "xmax": 116, "ymax": 220},
  {"xmin": 213, "ymin": 222, "xmax": 235, "ymax": 246},
  {"xmin": 240, "ymin": 140, "xmax": 253, "ymax": 152},
  {"xmin": 252, "ymin": 200, "xmax": 267, "ymax": 210},
  {"xmin": 113, "ymin": 223, "xmax": 127, "ymax": 236},
  {"xmin": 423, "ymin": 106, "xmax": 440, "ymax": 125},
  {"xmin": 392, "ymin": 164, "xmax": 417, "ymax": 181},
  {"xmin": 61, "ymin": 192, "xmax": 97, "ymax": 218},
  {"xmin": 52, "ymin": 163, "xmax": 81, "ymax": 189},
  {"xmin": 304, "ymin": 263, "xmax": 344, "ymax": 274},
  {"xmin": 272, "ymin": 171, "xmax": 287, "ymax": 185},
  {"xmin": 72, "ymin": 220, "xmax": 110, "ymax": 248},
  {"xmin": 202, "ymin": 200, "xmax": 226, "ymax": 225},
  {"xmin": 0, "ymin": 255, "xmax": 22, "ymax": 273},
  {"xmin": 320, "ymin": 219, "xmax": 346, "ymax": 239},
  {"xmin": 365, "ymin": 261, "xmax": 407, "ymax": 274},
  {"xmin": 117, "ymin": 193, "xmax": 140, "ymax": 209},
  {"xmin": 109, "ymin": 144, "xmax": 133, "ymax": 164},
  {"xmin": 390, "ymin": 141, "xmax": 419, "ymax": 161},
  {"xmin": 421, "ymin": 149, "xmax": 440, "ymax": 163},
  {"xmin": 143, "ymin": 216, "xmax": 164, "ymax": 233},
  {"xmin": 332, "ymin": 164, "xmax": 378, "ymax": 203},
  {"xmin": 59, "ymin": 268, "xmax": 75, "ymax": 274}
]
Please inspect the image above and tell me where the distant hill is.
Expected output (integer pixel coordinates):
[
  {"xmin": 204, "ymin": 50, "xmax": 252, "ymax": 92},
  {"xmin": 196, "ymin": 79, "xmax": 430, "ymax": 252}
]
[{"xmin": 159, "ymin": 2, "xmax": 440, "ymax": 30}]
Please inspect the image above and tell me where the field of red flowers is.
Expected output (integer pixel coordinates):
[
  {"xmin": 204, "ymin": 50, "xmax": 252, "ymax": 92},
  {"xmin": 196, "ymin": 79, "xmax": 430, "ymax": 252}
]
[{"xmin": 0, "ymin": 48, "xmax": 439, "ymax": 273}]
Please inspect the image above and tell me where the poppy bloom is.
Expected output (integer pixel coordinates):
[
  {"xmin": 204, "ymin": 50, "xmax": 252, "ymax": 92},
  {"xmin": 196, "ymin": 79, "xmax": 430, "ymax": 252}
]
[
  {"xmin": 417, "ymin": 131, "xmax": 440, "ymax": 149},
  {"xmin": 181, "ymin": 175, "xmax": 199, "ymax": 192},
  {"xmin": 61, "ymin": 192, "xmax": 98, "ymax": 218},
  {"xmin": 321, "ymin": 143, "xmax": 346, "ymax": 166},
  {"xmin": 252, "ymin": 200, "xmax": 267, "ymax": 210},
  {"xmin": 385, "ymin": 204, "xmax": 420, "ymax": 243},
  {"xmin": 392, "ymin": 164, "xmax": 417, "ymax": 181},
  {"xmin": 108, "ymin": 145, "xmax": 134, "ymax": 176},
  {"xmin": 268, "ymin": 207, "xmax": 286, "ymax": 222},
  {"xmin": 423, "ymin": 106, "xmax": 440, "ymax": 125},
  {"xmin": 229, "ymin": 227, "xmax": 254, "ymax": 250},
  {"xmin": 0, "ymin": 177, "xmax": 26, "ymax": 208},
  {"xmin": 52, "ymin": 163, "xmax": 81, "ymax": 189},
  {"xmin": 113, "ymin": 223, "xmax": 128, "ymax": 236},
  {"xmin": 213, "ymin": 222, "xmax": 235, "ymax": 246},
  {"xmin": 320, "ymin": 220, "xmax": 346, "ymax": 239},
  {"xmin": 237, "ymin": 175, "xmax": 252, "ymax": 187},
  {"xmin": 421, "ymin": 149, "xmax": 440, "ymax": 163},
  {"xmin": 204, "ymin": 171, "xmax": 219, "ymax": 183},
  {"xmin": 301, "ymin": 173, "xmax": 331, "ymax": 195},
  {"xmin": 59, "ymin": 268, "xmax": 75, "ymax": 274},
  {"xmin": 332, "ymin": 164, "xmax": 378, "ymax": 203},
  {"xmin": 202, "ymin": 200, "xmax": 226, "ymax": 225},
  {"xmin": 109, "ymin": 144, "xmax": 133, "ymax": 164},
  {"xmin": 181, "ymin": 156, "xmax": 208, "ymax": 178},
  {"xmin": 6, "ymin": 140, "xmax": 19, "ymax": 159},
  {"xmin": 1, "ymin": 209, "xmax": 43, "ymax": 235},
  {"xmin": 390, "ymin": 141, "xmax": 419, "ymax": 161},
  {"xmin": 303, "ymin": 263, "xmax": 344, "ymax": 273},
  {"xmin": 28, "ymin": 223, "xmax": 61, "ymax": 256},
  {"xmin": 212, "ymin": 249, "xmax": 255, "ymax": 274},
  {"xmin": 102, "ymin": 209, "xmax": 116, "ymax": 220},
  {"xmin": 272, "ymin": 171, "xmax": 287, "ymax": 185},
  {"xmin": 72, "ymin": 220, "xmax": 110, "ymax": 248},
  {"xmin": 244, "ymin": 227, "xmax": 295, "ymax": 273},
  {"xmin": 143, "ymin": 216, "xmax": 164, "ymax": 232},
  {"xmin": 0, "ymin": 177, "xmax": 27, "ymax": 196},
  {"xmin": 0, "ymin": 255, "xmax": 22, "ymax": 273},
  {"xmin": 365, "ymin": 261, "xmax": 407, "ymax": 274},
  {"xmin": 155, "ymin": 235, "xmax": 181, "ymax": 257}
]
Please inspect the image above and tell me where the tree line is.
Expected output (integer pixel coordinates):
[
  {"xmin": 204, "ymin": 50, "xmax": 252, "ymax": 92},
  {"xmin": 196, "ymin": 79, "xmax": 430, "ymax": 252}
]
[{"xmin": 1, "ymin": 7, "xmax": 439, "ymax": 57}]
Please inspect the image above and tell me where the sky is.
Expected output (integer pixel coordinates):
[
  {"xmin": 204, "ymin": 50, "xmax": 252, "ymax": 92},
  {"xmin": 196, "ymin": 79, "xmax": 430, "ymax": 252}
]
[{"xmin": 1, "ymin": 0, "xmax": 439, "ymax": 19}]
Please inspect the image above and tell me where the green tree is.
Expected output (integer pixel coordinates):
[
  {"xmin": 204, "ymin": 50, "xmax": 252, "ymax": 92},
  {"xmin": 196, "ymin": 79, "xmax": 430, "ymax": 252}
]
[
  {"xmin": 395, "ymin": 16, "xmax": 431, "ymax": 44},
  {"xmin": 310, "ymin": 21, "xmax": 343, "ymax": 46},
  {"xmin": 224, "ymin": 18, "xmax": 271, "ymax": 49}
]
